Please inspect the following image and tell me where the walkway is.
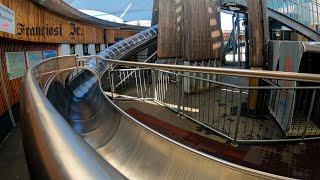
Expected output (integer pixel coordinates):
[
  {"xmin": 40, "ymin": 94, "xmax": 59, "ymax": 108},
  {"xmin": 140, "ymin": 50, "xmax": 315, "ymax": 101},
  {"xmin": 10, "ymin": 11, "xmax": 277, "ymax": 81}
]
[
  {"xmin": 117, "ymin": 100, "xmax": 320, "ymax": 179},
  {"xmin": 0, "ymin": 126, "xmax": 30, "ymax": 180}
]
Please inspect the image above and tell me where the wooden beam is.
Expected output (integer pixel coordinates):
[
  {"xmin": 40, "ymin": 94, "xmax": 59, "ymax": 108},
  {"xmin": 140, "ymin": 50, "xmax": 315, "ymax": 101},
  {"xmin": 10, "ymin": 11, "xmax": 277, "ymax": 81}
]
[
  {"xmin": 247, "ymin": 0, "xmax": 269, "ymax": 67},
  {"xmin": 151, "ymin": 0, "xmax": 159, "ymax": 26}
]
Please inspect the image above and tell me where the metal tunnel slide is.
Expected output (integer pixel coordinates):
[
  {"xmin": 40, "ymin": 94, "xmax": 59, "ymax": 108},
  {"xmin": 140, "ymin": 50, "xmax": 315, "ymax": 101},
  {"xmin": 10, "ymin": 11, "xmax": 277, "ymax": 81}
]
[{"xmin": 20, "ymin": 26, "xmax": 288, "ymax": 179}]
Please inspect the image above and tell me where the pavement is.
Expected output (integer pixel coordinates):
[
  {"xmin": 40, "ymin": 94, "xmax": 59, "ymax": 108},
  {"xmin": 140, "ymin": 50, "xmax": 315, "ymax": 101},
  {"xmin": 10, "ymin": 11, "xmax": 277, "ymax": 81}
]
[
  {"xmin": 0, "ymin": 126, "xmax": 30, "ymax": 180},
  {"xmin": 120, "ymin": 101, "xmax": 320, "ymax": 180}
]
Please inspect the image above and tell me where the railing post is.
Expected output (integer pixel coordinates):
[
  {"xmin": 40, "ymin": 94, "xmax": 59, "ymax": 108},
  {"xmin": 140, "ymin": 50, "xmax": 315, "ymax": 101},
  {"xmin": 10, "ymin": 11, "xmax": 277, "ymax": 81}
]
[
  {"xmin": 95, "ymin": 56, "xmax": 100, "ymax": 78},
  {"xmin": 177, "ymin": 73, "xmax": 182, "ymax": 116},
  {"xmin": 108, "ymin": 71, "xmax": 115, "ymax": 100},
  {"xmin": 301, "ymin": 89, "xmax": 317, "ymax": 144},
  {"xmin": 151, "ymin": 69, "xmax": 157, "ymax": 101},
  {"xmin": 232, "ymin": 89, "xmax": 242, "ymax": 146}
]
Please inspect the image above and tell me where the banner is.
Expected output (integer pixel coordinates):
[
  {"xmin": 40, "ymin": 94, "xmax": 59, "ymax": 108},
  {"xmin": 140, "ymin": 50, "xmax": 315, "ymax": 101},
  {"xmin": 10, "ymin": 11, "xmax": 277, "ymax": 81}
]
[
  {"xmin": 5, "ymin": 52, "xmax": 26, "ymax": 80},
  {"xmin": 0, "ymin": 3, "xmax": 15, "ymax": 34}
]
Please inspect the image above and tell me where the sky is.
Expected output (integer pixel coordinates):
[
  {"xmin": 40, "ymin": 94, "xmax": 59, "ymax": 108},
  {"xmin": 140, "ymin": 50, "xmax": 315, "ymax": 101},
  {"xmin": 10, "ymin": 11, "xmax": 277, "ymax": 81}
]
[{"xmin": 67, "ymin": 0, "xmax": 237, "ymax": 30}]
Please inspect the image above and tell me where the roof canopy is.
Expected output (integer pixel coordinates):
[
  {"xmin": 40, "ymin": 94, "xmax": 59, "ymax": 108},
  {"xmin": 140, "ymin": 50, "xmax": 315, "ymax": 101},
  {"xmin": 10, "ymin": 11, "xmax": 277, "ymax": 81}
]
[{"xmin": 65, "ymin": 0, "xmax": 153, "ymax": 22}]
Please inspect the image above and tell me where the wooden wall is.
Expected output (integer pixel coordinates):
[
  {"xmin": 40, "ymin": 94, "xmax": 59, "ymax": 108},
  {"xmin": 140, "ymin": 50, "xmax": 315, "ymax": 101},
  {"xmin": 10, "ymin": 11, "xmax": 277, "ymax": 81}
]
[
  {"xmin": 106, "ymin": 29, "xmax": 137, "ymax": 44},
  {"xmin": 157, "ymin": 0, "xmax": 183, "ymax": 58},
  {"xmin": 0, "ymin": 0, "xmax": 139, "ymax": 117},
  {"xmin": 157, "ymin": 0, "xmax": 222, "ymax": 61},
  {"xmin": 183, "ymin": 0, "xmax": 222, "ymax": 61},
  {"xmin": 0, "ymin": 0, "xmax": 105, "ymax": 44},
  {"xmin": 0, "ymin": 38, "xmax": 58, "ymax": 115}
]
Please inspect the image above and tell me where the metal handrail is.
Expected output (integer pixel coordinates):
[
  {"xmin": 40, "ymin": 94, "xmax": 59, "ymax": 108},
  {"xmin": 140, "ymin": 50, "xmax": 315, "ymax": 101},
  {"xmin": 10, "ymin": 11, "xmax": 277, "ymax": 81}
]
[
  {"xmin": 101, "ymin": 57, "xmax": 320, "ymax": 146},
  {"xmin": 114, "ymin": 51, "xmax": 157, "ymax": 88},
  {"xmin": 97, "ymin": 57, "xmax": 320, "ymax": 83},
  {"xmin": 20, "ymin": 55, "xmax": 293, "ymax": 179}
]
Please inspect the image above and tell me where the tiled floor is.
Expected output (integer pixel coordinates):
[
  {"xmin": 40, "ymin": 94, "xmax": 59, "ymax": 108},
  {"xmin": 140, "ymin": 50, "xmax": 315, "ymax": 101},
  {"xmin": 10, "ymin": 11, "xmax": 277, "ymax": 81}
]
[
  {"xmin": 119, "ymin": 102, "xmax": 320, "ymax": 180},
  {"xmin": 114, "ymin": 77, "xmax": 284, "ymax": 141},
  {"xmin": 0, "ymin": 126, "xmax": 30, "ymax": 180},
  {"xmin": 116, "ymin": 100, "xmax": 227, "ymax": 143}
]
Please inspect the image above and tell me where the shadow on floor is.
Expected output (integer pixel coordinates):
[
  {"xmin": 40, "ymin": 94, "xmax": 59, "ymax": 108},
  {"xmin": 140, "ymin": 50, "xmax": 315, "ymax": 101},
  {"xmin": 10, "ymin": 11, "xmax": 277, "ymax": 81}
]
[
  {"xmin": 0, "ymin": 126, "xmax": 30, "ymax": 180},
  {"xmin": 122, "ymin": 102, "xmax": 320, "ymax": 180}
]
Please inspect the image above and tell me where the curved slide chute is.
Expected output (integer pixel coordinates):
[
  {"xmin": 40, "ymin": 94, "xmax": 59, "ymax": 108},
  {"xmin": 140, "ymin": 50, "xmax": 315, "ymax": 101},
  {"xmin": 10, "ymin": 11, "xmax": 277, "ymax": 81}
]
[{"xmin": 21, "ymin": 25, "xmax": 289, "ymax": 179}]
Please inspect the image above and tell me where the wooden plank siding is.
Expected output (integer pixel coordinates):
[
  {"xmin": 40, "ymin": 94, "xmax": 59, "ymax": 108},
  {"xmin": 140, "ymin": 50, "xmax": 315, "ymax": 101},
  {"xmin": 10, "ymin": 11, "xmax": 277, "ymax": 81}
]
[
  {"xmin": 248, "ymin": 0, "xmax": 269, "ymax": 67},
  {"xmin": 0, "ymin": 0, "xmax": 139, "ymax": 117},
  {"xmin": 106, "ymin": 29, "xmax": 137, "ymax": 44},
  {"xmin": 157, "ymin": 0, "xmax": 183, "ymax": 58},
  {"xmin": 0, "ymin": 38, "xmax": 58, "ymax": 115},
  {"xmin": 182, "ymin": 0, "xmax": 222, "ymax": 61},
  {"xmin": 0, "ymin": 0, "xmax": 138, "ymax": 44},
  {"xmin": 157, "ymin": 0, "xmax": 222, "ymax": 61}
]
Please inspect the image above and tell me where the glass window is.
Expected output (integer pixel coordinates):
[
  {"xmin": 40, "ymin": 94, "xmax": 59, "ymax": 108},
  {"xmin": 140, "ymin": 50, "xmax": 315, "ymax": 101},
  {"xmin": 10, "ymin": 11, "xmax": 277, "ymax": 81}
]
[
  {"xmin": 95, "ymin": 44, "xmax": 100, "ymax": 53},
  {"xmin": 70, "ymin": 44, "xmax": 75, "ymax": 55},
  {"xmin": 83, "ymin": 44, "xmax": 89, "ymax": 55}
]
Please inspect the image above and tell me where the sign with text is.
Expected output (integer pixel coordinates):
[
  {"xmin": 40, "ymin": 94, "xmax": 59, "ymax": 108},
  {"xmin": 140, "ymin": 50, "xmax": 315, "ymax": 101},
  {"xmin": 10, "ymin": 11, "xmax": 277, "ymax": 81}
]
[
  {"xmin": 0, "ymin": 3, "xmax": 15, "ymax": 34},
  {"xmin": 16, "ymin": 22, "xmax": 83, "ymax": 39}
]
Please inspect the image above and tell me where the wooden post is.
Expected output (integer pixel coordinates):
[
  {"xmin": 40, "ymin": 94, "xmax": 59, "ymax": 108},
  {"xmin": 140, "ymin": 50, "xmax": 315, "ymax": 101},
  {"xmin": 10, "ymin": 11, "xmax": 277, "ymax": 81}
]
[
  {"xmin": 247, "ymin": 0, "xmax": 269, "ymax": 112},
  {"xmin": 151, "ymin": 0, "xmax": 159, "ymax": 26},
  {"xmin": 248, "ymin": 0, "xmax": 269, "ymax": 67}
]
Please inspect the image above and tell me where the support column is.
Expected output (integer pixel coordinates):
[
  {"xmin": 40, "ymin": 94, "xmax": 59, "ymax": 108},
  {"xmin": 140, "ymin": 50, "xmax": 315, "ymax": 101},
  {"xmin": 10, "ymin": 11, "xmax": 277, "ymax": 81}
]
[
  {"xmin": 244, "ymin": 14, "xmax": 250, "ymax": 69},
  {"xmin": 247, "ymin": 0, "xmax": 269, "ymax": 112},
  {"xmin": 100, "ymin": 44, "xmax": 106, "ymax": 51},
  {"xmin": 58, "ymin": 44, "xmax": 71, "ymax": 56},
  {"xmin": 151, "ymin": 0, "xmax": 159, "ymax": 26},
  {"xmin": 248, "ymin": 0, "xmax": 269, "ymax": 67},
  {"xmin": 88, "ymin": 44, "xmax": 96, "ymax": 55},
  {"xmin": 158, "ymin": 0, "xmax": 223, "ymax": 93},
  {"xmin": 75, "ymin": 44, "xmax": 84, "ymax": 57}
]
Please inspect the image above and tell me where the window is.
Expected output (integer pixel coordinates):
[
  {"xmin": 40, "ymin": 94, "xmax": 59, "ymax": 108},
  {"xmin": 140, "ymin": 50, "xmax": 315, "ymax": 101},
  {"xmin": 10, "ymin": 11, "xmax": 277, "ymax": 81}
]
[
  {"xmin": 95, "ymin": 44, "xmax": 100, "ymax": 53},
  {"xmin": 70, "ymin": 44, "xmax": 75, "ymax": 55},
  {"xmin": 83, "ymin": 44, "xmax": 89, "ymax": 55}
]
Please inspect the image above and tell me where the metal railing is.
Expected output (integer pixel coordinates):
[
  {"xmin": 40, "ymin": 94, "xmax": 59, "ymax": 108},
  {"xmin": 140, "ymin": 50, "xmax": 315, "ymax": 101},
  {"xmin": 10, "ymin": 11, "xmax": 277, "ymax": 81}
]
[
  {"xmin": 268, "ymin": 0, "xmax": 320, "ymax": 32},
  {"xmin": 21, "ymin": 54, "xmax": 291, "ymax": 179},
  {"xmin": 96, "ymin": 58, "xmax": 320, "ymax": 145},
  {"xmin": 36, "ymin": 55, "xmax": 320, "ymax": 145}
]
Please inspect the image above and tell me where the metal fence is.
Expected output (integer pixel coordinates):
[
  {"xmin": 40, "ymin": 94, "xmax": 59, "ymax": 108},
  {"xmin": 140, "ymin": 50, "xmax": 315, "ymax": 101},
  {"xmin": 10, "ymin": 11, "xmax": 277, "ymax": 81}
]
[
  {"xmin": 28, "ymin": 55, "xmax": 320, "ymax": 145},
  {"xmin": 268, "ymin": 0, "xmax": 320, "ymax": 32},
  {"xmin": 100, "ymin": 58, "xmax": 320, "ymax": 145}
]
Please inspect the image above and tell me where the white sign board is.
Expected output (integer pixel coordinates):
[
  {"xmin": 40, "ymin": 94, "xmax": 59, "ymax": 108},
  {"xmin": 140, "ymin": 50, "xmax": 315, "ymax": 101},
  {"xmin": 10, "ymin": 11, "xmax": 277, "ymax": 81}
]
[{"xmin": 0, "ymin": 3, "xmax": 15, "ymax": 34}]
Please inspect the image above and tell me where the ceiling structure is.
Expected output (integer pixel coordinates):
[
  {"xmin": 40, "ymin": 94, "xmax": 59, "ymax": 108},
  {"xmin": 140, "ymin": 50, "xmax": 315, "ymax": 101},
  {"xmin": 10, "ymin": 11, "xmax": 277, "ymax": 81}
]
[{"xmin": 64, "ymin": 0, "xmax": 154, "ymax": 23}]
